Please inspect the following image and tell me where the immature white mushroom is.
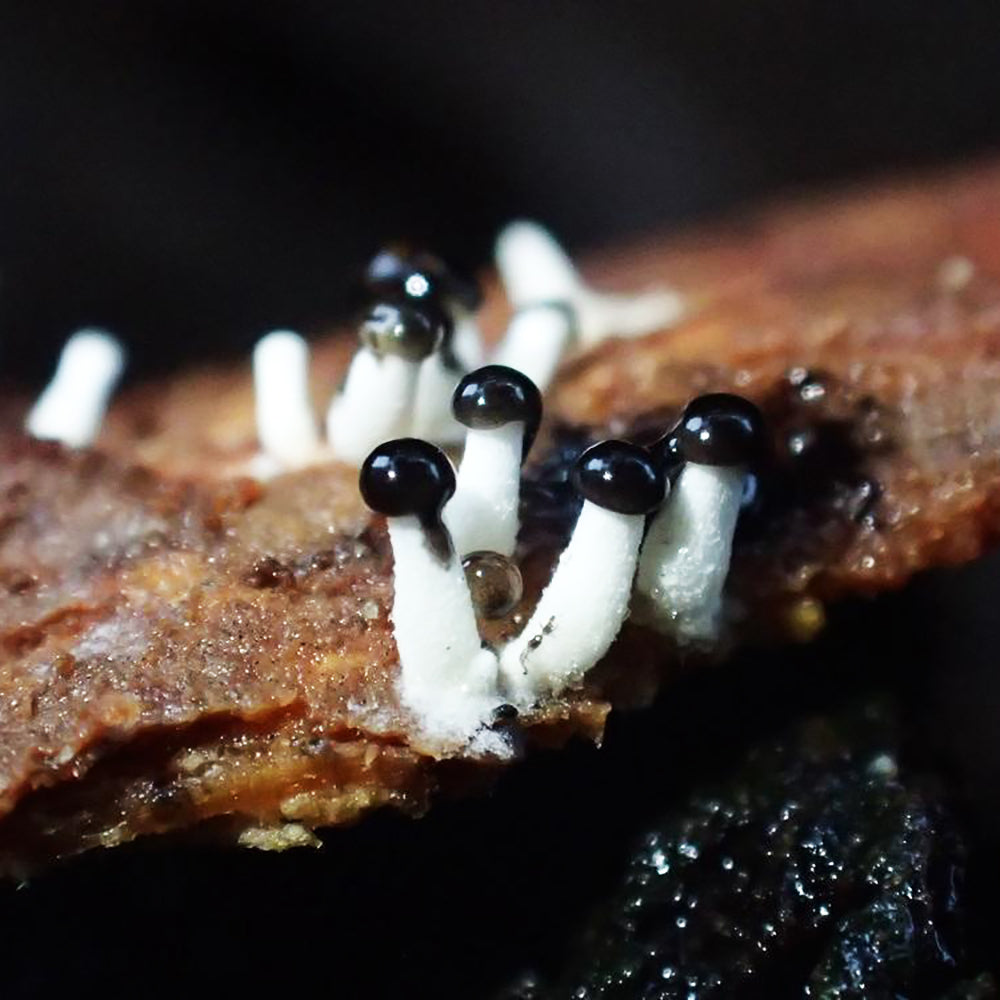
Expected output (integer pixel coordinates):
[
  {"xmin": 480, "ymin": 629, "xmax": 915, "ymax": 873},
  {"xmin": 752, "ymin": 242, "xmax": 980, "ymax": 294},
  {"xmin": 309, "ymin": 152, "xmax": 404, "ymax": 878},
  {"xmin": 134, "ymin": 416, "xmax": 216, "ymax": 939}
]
[
  {"xmin": 490, "ymin": 302, "xmax": 577, "ymax": 393},
  {"xmin": 634, "ymin": 393, "xmax": 767, "ymax": 644},
  {"xmin": 362, "ymin": 247, "xmax": 484, "ymax": 442},
  {"xmin": 499, "ymin": 440, "xmax": 665, "ymax": 705},
  {"xmin": 494, "ymin": 220, "xmax": 684, "ymax": 347},
  {"xmin": 443, "ymin": 365, "xmax": 542, "ymax": 557},
  {"xmin": 252, "ymin": 330, "xmax": 321, "ymax": 472},
  {"xmin": 326, "ymin": 301, "xmax": 445, "ymax": 465},
  {"xmin": 360, "ymin": 438, "xmax": 503, "ymax": 742},
  {"xmin": 26, "ymin": 328, "xmax": 125, "ymax": 448}
]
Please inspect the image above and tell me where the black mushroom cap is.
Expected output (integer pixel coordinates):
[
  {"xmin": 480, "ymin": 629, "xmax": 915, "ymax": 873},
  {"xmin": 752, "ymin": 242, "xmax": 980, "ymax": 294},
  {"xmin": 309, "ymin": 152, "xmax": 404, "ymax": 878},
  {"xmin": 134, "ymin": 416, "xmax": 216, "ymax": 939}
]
[
  {"xmin": 675, "ymin": 393, "xmax": 767, "ymax": 467},
  {"xmin": 571, "ymin": 440, "xmax": 667, "ymax": 515},
  {"xmin": 358, "ymin": 301, "xmax": 447, "ymax": 362},
  {"xmin": 452, "ymin": 365, "xmax": 543, "ymax": 456},
  {"xmin": 362, "ymin": 247, "xmax": 482, "ymax": 313},
  {"xmin": 360, "ymin": 438, "xmax": 456, "ymax": 521}
]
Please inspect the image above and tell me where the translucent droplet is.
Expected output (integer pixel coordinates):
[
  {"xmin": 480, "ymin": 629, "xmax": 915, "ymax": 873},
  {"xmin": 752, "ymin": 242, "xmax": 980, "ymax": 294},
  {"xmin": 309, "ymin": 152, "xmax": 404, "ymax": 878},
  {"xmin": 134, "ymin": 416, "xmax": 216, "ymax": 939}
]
[{"xmin": 462, "ymin": 550, "xmax": 523, "ymax": 619}]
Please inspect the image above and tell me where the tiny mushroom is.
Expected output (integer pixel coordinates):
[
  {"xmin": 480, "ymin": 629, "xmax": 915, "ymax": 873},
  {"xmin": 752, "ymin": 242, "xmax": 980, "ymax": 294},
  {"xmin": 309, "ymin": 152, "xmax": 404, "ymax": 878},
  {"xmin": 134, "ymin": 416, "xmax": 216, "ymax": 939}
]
[
  {"xmin": 360, "ymin": 437, "xmax": 502, "ymax": 741},
  {"xmin": 490, "ymin": 302, "xmax": 578, "ymax": 394},
  {"xmin": 252, "ymin": 330, "xmax": 321, "ymax": 473},
  {"xmin": 362, "ymin": 247, "xmax": 484, "ymax": 442},
  {"xmin": 499, "ymin": 439, "xmax": 665, "ymax": 704},
  {"xmin": 444, "ymin": 365, "xmax": 542, "ymax": 558},
  {"xmin": 26, "ymin": 328, "xmax": 126, "ymax": 448},
  {"xmin": 634, "ymin": 392, "xmax": 767, "ymax": 643},
  {"xmin": 494, "ymin": 220, "xmax": 684, "ymax": 348},
  {"xmin": 327, "ymin": 301, "xmax": 446, "ymax": 465}
]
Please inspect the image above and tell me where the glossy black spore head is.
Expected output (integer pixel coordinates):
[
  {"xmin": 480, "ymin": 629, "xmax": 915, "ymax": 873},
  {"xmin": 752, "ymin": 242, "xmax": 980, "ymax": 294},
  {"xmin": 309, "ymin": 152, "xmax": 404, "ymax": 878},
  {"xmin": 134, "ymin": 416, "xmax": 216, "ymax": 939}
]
[
  {"xmin": 359, "ymin": 438, "xmax": 455, "ymax": 524},
  {"xmin": 363, "ymin": 247, "xmax": 482, "ymax": 313},
  {"xmin": 571, "ymin": 440, "xmax": 666, "ymax": 515},
  {"xmin": 675, "ymin": 393, "xmax": 767, "ymax": 467},
  {"xmin": 358, "ymin": 301, "xmax": 447, "ymax": 362},
  {"xmin": 452, "ymin": 365, "xmax": 543, "ymax": 456}
]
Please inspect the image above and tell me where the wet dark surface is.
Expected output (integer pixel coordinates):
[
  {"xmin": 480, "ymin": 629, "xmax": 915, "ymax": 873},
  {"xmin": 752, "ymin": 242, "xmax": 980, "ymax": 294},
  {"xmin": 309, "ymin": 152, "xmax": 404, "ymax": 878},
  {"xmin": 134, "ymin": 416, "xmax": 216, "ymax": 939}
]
[
  {"xmin": 2, "ymin": 552, "xmax": 999, "ymax": 998},
  {"xmin": 499, "ymin": 703, "xmax": 983, "ymax": 998}
]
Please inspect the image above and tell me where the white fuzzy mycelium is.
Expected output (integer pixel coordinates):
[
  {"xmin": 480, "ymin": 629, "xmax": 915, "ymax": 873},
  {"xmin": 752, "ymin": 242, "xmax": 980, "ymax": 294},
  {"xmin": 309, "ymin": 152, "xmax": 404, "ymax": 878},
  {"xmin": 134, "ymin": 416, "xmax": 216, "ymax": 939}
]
[
  {"xmin": 443, "ymin": 365, "xmax": 541, "ymax": 558},
  {"xmin": 494, "ymin": 220, "xmax": 684, "ymax": 348},
  {"xmin": 26, "ymin": 328, "xmax": 125, "ymax": 448},
  {"xmin": 498, "ymin": 440, "xmax": 665, "ymax": 705},
  {"xmin": 253, "ymin": 330, "xmax": 322, "ymax": 472}
]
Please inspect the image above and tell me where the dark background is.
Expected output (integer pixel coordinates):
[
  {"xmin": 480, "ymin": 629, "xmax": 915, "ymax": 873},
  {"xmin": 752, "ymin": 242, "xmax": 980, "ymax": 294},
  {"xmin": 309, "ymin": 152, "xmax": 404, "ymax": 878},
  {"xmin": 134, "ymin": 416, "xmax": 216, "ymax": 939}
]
[
  {"xmin": 3, "ymin": 1, "xmax": 1000, "ymax": 382},
  {"xmin": 3, "ymin": 3, "xmax": 1000, "ymax": 996}
]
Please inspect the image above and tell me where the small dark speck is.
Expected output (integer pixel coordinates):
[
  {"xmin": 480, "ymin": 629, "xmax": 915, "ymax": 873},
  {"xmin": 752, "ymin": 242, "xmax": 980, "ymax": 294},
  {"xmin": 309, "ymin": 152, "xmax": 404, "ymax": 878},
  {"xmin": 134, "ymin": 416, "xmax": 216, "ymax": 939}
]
[
  {"xmin": 490, "ymin": 703, "xmax": 519, "ymax": 729},
  {"xmin": 243, "ymin": 556, "xmax": 293, "ymax": 589},
  {"xmin": 844, "ymin": 477, "xmax": 882, "ymax": 525},
  {"xmin": 6, "ymin": 571, "xmax": 36, "ymax": 595}
]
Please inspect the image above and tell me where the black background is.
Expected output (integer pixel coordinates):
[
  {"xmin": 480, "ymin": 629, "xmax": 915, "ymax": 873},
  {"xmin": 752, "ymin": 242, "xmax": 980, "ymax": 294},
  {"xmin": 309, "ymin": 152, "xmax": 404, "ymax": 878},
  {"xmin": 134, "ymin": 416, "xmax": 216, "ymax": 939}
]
[
  {"xmin": 3, "ymin": 1, "xmax": 1000, "ymax": 381},
  {"xmin": 3, "ymin": 3, "xmax": 1000, "ymax": 996}
]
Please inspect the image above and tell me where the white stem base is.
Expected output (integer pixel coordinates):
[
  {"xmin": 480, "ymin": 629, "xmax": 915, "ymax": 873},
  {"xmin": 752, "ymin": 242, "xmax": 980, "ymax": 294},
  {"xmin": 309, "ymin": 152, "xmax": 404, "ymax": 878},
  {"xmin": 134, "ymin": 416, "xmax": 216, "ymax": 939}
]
[
  {"xmin": 253, "ymin": 331, "xmax": 321, "ymax": 469},
  {"xmin": 499, "ymin": 502, "xmax": 644, "ymax": 704},
  {"xmin": 490, "ymin": 305, "xmax": 573, "ymax": 392},
  {"xmin": 388, "ymin": 515, "xmax": 502, "ymax": 742},
  {"xmin": 26, "ymin": 329, "xmax": 125, "ymax": 448},
  {"xmin": 634, "ymin": 463, "xmax": 743, "ymax": 644},
  {"xmin": 326, "ymin": 350, "xmax": 419, "ymax": 464},
  {"xmin": 443, "ymin": 423, "xmax": 523, "ymax": 557}
]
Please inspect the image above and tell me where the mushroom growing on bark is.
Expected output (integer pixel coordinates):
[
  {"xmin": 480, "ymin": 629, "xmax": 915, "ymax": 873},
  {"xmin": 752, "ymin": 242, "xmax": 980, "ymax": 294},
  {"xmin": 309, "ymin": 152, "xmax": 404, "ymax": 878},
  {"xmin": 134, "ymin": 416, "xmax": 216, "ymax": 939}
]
[
  {"xmin": 360, "ymin": 437, "xmax": 503, "ymax": 742},
  {"xmin": 635, "ymin": 393, "xmax": 766, "ymax": 643},
  {"xmin": 444, "ymin": 365, "xmax": 541, "ymax": 558},
  {"xmin": 327, "ymin": 301, "xmax": 446, "ymax": 465},
  {"xmin": 494, "ymin": 220, "xmax": 684, "ymax": 347},
  {"xmin": 499, "ymin": 439, "xmax": 666, "ymax": 703}
]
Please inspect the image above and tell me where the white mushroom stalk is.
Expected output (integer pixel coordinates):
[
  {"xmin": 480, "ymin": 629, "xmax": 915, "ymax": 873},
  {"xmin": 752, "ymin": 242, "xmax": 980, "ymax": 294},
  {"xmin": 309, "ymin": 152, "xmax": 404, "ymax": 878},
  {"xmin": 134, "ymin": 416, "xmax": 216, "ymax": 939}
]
[
  {"xmin": 494, "ymin": 220, "xmax": 684, "ymax": 348},
  {"xmin": 490, "ymin": 303, "xmax": 577, "ymax": 394},
  {"xmin": 634, "ymin": 393, "xmax": 767, "ymax": 644},
  {"xmin": 410, "ymin": 351, "xmax": 465, "ymax": 443},
  {"xmin": 443, "ymin": 365, "xmax": 542, "ymax": 557},
  {"xmin": 360, "ymin": 438, "xmax": 504, "ymax": 744},
  {"xmin": 499, "ymin": 440, "xmax": 665, "ymax": 705},
  {"xmin": 410, "ymin": 312, "xmax": 486, "ymax": 444},
  {"xmin": 326, "ymin": 301, "xmax": 445, "ymax": 465},
  {"xmin": 252, "ymin": 330, "xmax": 321, "ymax": 472},
  {"xmin": 26, "ymin": 328, "xmax": 125, "ymax": 448}
]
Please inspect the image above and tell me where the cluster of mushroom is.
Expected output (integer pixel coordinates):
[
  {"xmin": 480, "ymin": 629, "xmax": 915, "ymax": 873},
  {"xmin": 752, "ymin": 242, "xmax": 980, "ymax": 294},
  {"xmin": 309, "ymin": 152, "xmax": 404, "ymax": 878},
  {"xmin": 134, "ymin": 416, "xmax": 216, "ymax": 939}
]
[
  {"xmin": 257, "ymin": 221, "xmax": 685, "ymax": 472},
  {"xmin": 16, "ymin": 219, "xmax": 767, "ymax": 756},
  {"xmin": 360, "ymin": 370, "xmax": 766, "ymax": 748},
  {"xmin": 21, "ymin": 222, "xmax": 682, "ymax": 467}
]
